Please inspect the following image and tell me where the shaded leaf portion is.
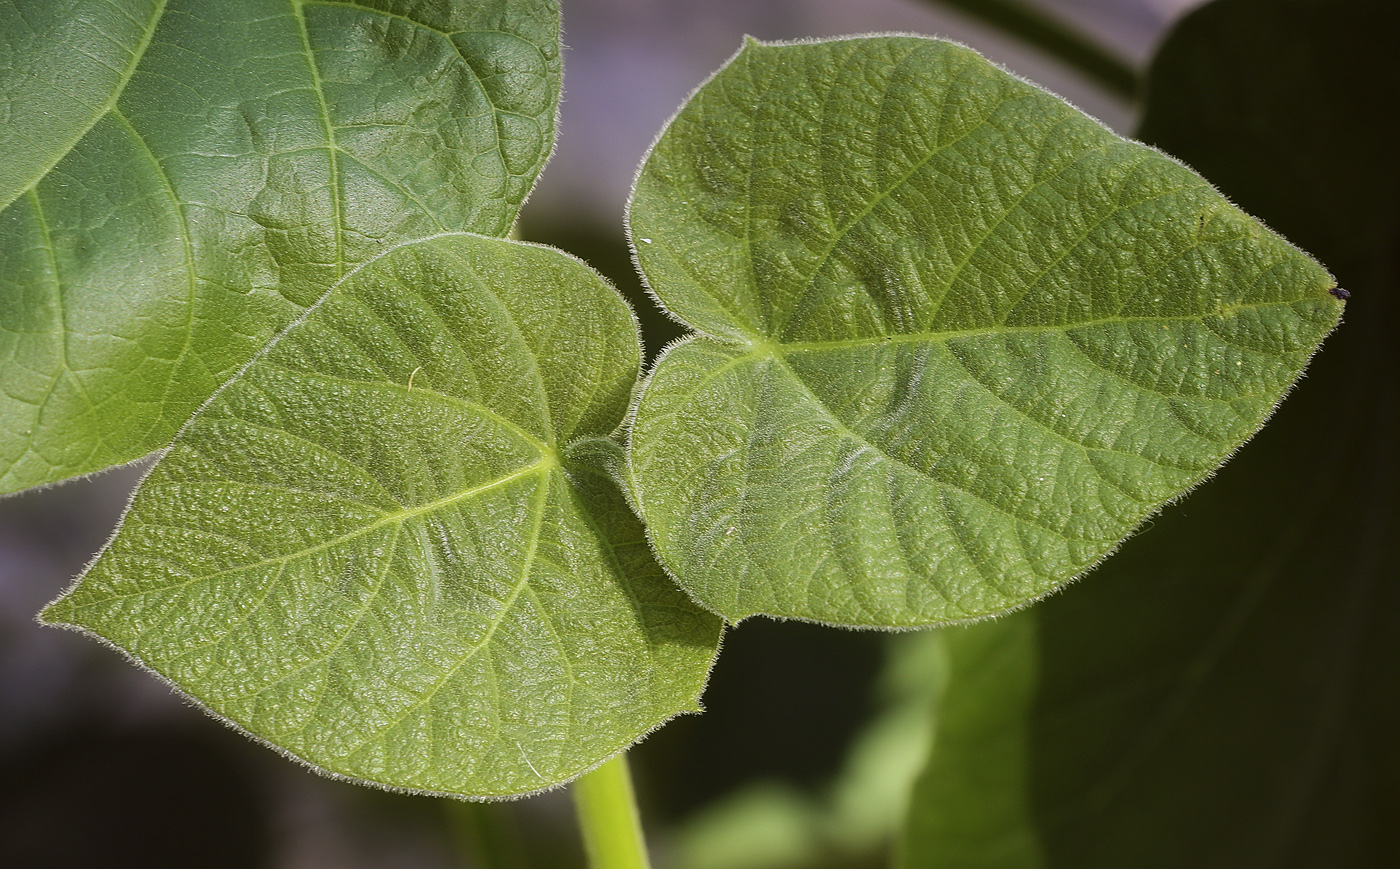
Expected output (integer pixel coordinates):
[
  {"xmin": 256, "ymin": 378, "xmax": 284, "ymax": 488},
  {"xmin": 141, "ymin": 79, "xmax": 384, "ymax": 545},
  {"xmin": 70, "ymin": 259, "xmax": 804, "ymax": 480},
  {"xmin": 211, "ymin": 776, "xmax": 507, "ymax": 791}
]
[
  {"xmin": 627, "ymin": 35, "xmax": 1341, "ymax": 627},
  {"xmin": 0, "ymin": 0, "xmax": 561, "ymax": 492},
  {"xmin": 900, "ymin": 0, "xmax": 1398, "ymax": 864},
  {"xmin": 0, "ymin": 0, "xmax": 163, "ymax": 209},
  {"xmin": 44, "ymin": 235, "xmax": 721, "ymax": 798}
]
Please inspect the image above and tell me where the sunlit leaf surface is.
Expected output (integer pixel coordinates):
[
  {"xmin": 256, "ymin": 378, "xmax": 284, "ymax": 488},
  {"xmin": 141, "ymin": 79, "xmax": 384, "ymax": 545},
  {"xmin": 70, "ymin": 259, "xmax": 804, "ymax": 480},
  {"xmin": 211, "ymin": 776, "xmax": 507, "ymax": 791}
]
[
  {"xmin": 627, "ymin": 35, "xmax": 1341, "ymax": 627},
  {"xmin": 45, "ymin": 235, "xmax": 722, "ymax": 797}
]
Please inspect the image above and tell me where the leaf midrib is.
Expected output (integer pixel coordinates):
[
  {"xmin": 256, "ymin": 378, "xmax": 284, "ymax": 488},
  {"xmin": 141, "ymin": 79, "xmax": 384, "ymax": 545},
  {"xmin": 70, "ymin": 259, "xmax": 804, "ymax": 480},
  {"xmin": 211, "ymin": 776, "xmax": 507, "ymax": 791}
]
[
  {"xmin": 58, "ymin": 457, "xmax": 553, "ymax": 608},
  {"xmin": 340, "ymin": 469, "xmax": 555, "ymax": 767},
  {"xmin": 764, "ymin": 351, "xmax": 1116, "ymax": 542},
  {"xmin": 751, "ymin": 300, "xmax": 1314, "ymax": 355}
]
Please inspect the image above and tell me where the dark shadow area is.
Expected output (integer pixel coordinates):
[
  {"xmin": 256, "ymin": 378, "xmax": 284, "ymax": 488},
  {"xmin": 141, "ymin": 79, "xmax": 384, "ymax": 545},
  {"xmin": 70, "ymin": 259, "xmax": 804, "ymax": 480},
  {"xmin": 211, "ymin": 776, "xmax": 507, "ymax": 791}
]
[
  {"xmin": 635, "ymin": 618, "xmax": 887, "ymax": 822},
  {"xmin": 0, "ymin": 727, "xmax": 273, "ymax": 868},
  {"xmin": 1031, "ymin": 0, "xmax": 1398, "ymax": 864}
]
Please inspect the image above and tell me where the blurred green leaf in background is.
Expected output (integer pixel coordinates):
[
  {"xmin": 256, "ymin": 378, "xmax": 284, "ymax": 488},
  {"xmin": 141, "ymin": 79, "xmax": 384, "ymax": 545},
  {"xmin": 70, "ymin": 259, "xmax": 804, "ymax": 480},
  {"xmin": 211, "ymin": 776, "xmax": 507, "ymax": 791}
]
[{"xmin": 901, "ymin": 0, "xmax": 1398, "ymax": 864}]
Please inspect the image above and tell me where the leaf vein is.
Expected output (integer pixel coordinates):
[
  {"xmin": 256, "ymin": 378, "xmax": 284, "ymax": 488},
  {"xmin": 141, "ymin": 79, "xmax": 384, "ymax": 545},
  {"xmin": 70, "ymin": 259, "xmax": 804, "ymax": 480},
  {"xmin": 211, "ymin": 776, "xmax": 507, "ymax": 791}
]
[
  {"xmin": 771, "ymin": 50, "xmax": 1012, "ymax": 339},
  {"xmin": 291, "ymin": 0, "xmax": 345, "ymax": 277},
  {"xmin": 73, "ymin": 461, "xmax": 549, "ymax": 605},
  {"xmin": 0, "ymin": 0, "xmax": 170, "ymax": 212},
  {"xmin": 343, "ymin": 470, "xmax": 552, "ymax": 763}
]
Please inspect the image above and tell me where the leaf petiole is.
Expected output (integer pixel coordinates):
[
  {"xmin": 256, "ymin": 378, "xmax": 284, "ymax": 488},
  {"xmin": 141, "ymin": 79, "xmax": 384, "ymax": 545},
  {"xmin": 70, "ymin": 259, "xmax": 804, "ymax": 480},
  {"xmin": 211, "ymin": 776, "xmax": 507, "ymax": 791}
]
[{"xmin": 572, "ymin": 753, "xmax": 652, "ymax": 869}]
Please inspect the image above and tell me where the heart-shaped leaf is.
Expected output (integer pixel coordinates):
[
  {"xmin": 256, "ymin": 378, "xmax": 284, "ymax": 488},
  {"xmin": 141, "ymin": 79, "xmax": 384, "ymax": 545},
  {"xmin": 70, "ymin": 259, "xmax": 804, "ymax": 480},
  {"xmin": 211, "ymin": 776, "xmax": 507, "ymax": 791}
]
[
  {"xmin": 626, "ymin": 35, "xmax": 1342, "ymax": 628},
  {"xmin": 1, "ymin": 0, "xmax": 561, "ymax": 493},
  {"xmin": 43, "ymin": 234, "xmax": 722, "ymax": 798}
]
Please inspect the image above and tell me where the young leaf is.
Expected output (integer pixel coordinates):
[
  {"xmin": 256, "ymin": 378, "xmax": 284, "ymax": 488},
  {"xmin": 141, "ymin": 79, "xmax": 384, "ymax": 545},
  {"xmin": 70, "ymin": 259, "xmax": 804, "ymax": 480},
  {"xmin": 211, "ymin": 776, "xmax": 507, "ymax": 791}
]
[
  {"xmin": 626, "ymin": 35, "xmax": 1342, "ymax": 628},
  {"xmin": 901, "ymin": 0, "xmax": 1399, "ymax": 863},
  {"xmin": 0, "ymin": 0, "xmax": 561, "ymax": 493},
  {"xmin": 43, "ymin": 234, "xmax": 722, "ymax": 798}
]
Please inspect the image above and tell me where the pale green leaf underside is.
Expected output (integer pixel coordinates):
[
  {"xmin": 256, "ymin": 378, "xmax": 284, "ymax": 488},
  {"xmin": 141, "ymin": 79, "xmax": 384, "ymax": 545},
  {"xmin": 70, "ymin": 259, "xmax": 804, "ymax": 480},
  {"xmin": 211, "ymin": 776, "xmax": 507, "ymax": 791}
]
[
  {"xmin": 44, "ymin": 235, "xmax": 722, "ymax": 798},
  {"xmin": 627, "ymin": 36, "xmax": 1341, "ymax": 628},
  {"xmin": 1, "ymin": 0, "xmax": 560, "ymax": 493}
]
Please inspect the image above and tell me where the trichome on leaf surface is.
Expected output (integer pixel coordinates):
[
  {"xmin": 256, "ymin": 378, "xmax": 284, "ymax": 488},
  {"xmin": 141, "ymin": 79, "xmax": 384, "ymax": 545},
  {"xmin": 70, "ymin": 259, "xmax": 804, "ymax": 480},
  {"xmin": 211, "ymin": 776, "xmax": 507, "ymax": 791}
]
[
  {"xmin": 624, "ymin": 34, "xmax": 1338, "ymax": 629},
  {"xmin": 2, "ymin": 0, "xmax": 1365, "ymax": 863}
]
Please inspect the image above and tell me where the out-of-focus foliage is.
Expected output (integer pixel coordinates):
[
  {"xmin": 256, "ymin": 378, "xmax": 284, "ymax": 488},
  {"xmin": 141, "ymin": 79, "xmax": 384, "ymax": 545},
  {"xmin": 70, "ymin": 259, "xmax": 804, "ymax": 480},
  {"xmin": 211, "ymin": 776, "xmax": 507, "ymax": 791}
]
[
  {"xmin": 901, "ymin": 0, "xmax": 1398, "ymax": 864},
  {"xmin": 670, "ymin": 632, "xmax": 946, "ymax": 869}
]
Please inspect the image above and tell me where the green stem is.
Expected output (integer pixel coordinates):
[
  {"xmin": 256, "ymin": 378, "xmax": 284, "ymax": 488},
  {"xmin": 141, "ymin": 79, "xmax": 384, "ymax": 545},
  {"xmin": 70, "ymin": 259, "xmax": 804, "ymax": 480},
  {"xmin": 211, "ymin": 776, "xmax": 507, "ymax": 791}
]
[
  {"xmin": 572, "ymin": 754, "xmax": 652, "ymax": 869},
  {"xmin": 443, "ymin": 800, "xmax": 528, "ymax": 869},
  {"xmin": 921, "ymin": 0, "xmax": 1138, "ymax": 98}
]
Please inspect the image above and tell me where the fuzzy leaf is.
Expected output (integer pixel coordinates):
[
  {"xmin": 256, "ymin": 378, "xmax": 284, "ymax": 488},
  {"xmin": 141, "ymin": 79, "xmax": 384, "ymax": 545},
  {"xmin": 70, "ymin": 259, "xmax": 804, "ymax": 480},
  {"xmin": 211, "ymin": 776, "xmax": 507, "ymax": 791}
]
[
  {"xmin": 900, "ymin": 0, "xmax": 1399, "ymax": 863},
  {"xmin": 44, "ymin": 235, "xmax": 722, "ymax": 798},
  {"xmin": 1, "ymin": 0, "xmax": 560, "ymax": 492},
  {"xmin": 626, "ymin": 35, "xmax": 1341, "ymax": 628}
]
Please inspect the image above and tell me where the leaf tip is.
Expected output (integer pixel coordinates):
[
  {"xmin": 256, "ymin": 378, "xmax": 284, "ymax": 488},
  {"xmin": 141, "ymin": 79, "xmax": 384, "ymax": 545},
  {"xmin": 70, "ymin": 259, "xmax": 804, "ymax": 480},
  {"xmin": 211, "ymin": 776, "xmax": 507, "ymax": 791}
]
[{"xmin": 36, "ymin": 596, "xmax": 73, "ymax": 628}]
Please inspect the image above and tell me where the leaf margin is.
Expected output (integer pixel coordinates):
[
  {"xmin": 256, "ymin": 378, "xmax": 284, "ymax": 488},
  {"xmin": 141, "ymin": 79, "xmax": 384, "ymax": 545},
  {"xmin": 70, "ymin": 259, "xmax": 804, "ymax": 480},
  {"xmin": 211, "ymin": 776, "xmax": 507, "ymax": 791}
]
[
  {"xmin": 621, "ymin": 31, "xmax": 1345, "ymax": 629},
  {"xmin": 40, "ymin": 231, "xmax": 724, "ymax": 799}
]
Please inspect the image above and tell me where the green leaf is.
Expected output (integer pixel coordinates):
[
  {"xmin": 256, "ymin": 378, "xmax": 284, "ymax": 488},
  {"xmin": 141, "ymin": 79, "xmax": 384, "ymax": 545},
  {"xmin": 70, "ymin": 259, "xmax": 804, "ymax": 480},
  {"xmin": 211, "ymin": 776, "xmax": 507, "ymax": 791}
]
[
  {"xmin": 43, "ymin": 234, "xmax": 722, "ymax": 798},
  {"xmin": 626, "ymin": 35, "xmax": 1342, "ymax": 628},
  {"xmin": 899, "ymin": 0, "xmax": 1399, "ymax": 864},
  {"xmin": 1, "ymin": 0, "xmax": 561, "ymax": 493},
  {"xmin": 671, "ymin": 631, "xmax": 946, "ymax": 869}
]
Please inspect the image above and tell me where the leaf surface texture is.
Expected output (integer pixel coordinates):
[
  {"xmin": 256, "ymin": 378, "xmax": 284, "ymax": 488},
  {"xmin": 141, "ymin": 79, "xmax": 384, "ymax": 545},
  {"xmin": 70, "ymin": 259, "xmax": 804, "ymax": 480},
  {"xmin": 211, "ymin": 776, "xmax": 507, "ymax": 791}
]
[
  {"xmin": 1, "ymin": 0, "xmax": 561, "ymax": 491},
  {"xmin": 627, "ymin": 36, "xmax": 1341, "ymax": 627},
  {"xmin": 900, "ymin": 0, "xmax": 1398, "ymax": 863},
  {"xmin": 45, "ymin": 235, "xmax": 722, "ymax": 797}
]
